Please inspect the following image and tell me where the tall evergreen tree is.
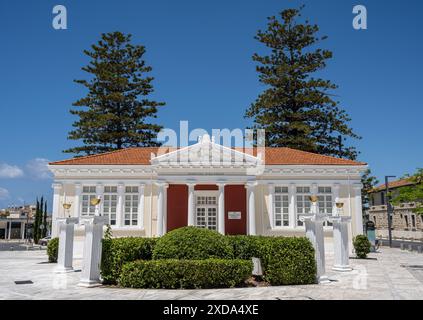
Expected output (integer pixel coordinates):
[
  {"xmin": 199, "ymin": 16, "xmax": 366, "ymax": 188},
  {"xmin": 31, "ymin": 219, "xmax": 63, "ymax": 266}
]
[
  {"xmin": 64, "ymin": 31, "xmax": 165, "ymax": 155},
  {"xmin": 42, "ymin": 201, "xmax": 48, "ymax": 238},
  {"xmin": 34, "ymin": 198, "xmax": 39, "ymax": 243},
  {"xmin": 246, "ymin": 7, "xmax": 360, "ymax": 159}
]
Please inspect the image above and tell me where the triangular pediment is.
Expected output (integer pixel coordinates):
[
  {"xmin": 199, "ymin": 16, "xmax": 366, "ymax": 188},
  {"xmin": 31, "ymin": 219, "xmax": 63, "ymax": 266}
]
[{"xmin": 150, "ymin": 135, "xmax": 262, "ymax": 168}]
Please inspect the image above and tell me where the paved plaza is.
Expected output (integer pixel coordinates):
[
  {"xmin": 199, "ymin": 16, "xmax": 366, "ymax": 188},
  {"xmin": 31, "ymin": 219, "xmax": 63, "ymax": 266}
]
[{"xmin": 0, "ymin": 242, "xmax": 422, "ymax": 300}]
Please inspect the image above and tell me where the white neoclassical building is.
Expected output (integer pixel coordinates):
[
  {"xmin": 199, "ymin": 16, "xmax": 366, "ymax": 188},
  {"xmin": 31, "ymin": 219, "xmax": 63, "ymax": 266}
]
[{"xmin": 49, "ymin": 135, "xmax": 367, "ymax": 240}]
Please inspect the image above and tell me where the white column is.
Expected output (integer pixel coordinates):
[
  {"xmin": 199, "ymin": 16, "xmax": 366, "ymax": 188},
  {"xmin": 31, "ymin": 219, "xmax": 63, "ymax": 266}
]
[
  {"xmin": 55, "ymin": 217, "xmax": 78, "ymax": 273},
  {"xmin": 116, "ymin": 183, "xmax": 124, "ymax": 227},
  {"xmin": 96, "ymin": 183, "xmax": 104, "ymax": 216},
  {"xmin": 353, "ymin": 183, "xmax": 364, "ymax": 235},
  {"xmin": 21, "ymin": 222, "xmax": 25, "ymax": 240},
  {"xmin": 138, "ymin": 184, "xmax": 145, "ymax": 229},
  {"xmin": 331, "ymin": 216, "xmax": 352, "ymax": 271},
  {"xmin": 51, "ymin": 183, "xmax": 63, "ymax": 237},
  {"xmin": 78, "ymin": 216, "xmax": 106, "ymax": 287},
  {"xmin": 217, "ymin": 183, "xmax": 225, "ymax": 235},
  {"xmin": 73, "ymin": 183, "xmax": 82, "ymax": 219},
  {"xmin": 267, "ymin": 184, "xmax": 274, "ymax": 229},
  {"xmin": 156, "ymin": 182, "xmax": 167, "ymax": 236},
  {"xmin": 332, "ymin": 183, "xmax": 340, "ymax": 215},
  {"xmin": 187, "ymin": 183, "xmax": 195, "ymax": 226},
  {"xmin": 163, "ymin": 185, "xmax": 168, "ymax": 233},
  {"xmin": 289, "ymin": 183, "xmax": 296, "ymax": 228},
  {"xmin": 7, "ymin": 221, "xmax": 11, "ymax": 240},
  {"xmin": 246, "ymin": 182, "xmax": 257, "ymax": 235}
]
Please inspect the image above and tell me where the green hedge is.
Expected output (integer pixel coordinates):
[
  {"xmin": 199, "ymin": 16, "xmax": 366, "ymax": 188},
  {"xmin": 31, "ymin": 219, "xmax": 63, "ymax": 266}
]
[
  {"xmin": 228, "ymin": 235, "xmax": 316, "ymax": 285},
  {"xmin": 47, "ymin": 237, "xmax": 59, "ymax": 263},
  {"xmin": 101, "ymin": 237, "xmax": 157, "ymax": 284},
  {"xmin": 152, "ymin": 226, "xmax": 233, "ymax": 260},
  {"xmin": 119, "ymin": 259, "xmax": 253, "ymax": 289},
  {"xmin": 353, "ymin": 235, "xmax": 371, "ymax": 259}
]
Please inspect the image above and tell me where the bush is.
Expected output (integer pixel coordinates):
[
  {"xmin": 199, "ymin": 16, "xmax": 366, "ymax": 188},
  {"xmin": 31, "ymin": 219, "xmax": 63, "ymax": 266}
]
[
  {"xmin": 227, "ymin": 235, "xmax": 261, "ymax": 259},
  {"xmin": 47, "ymin": 237, "xmax": 59, "ymax": 263},
  {"xmin": 353, "ymin": 235, "xmax": 371, "ymax": 259},
  {"xmin": 101, "ymin": 237, "xmax": 157, "ymax": 284},
  {"xmin": 119, "ymin": 259, "xmax": 253, "ymax": 289},
  {"xmin": 228, "ymin": 235, "xmax": 316, "ymax": 285},
  {"xmin": 152, "ymin": 226, "xmax": 233, "ymax": 260}
]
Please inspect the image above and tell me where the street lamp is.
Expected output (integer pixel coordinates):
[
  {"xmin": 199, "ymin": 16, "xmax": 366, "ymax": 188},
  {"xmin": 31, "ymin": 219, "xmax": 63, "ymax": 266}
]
[{"xmin": 385, "ymin": 175, "xmax": 396, "ymax": 248}]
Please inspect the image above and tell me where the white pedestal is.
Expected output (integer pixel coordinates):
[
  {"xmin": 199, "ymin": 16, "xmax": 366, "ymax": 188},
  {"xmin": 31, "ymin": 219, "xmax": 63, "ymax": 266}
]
[
  {"xmin": 55, "ymin": 218, "xmax": 79, "ymax": 273},
  {"xmin": 301, "ymin": 212, "xmax": 330, "ymax": 284},
  {"xmin": 330, "ymin": 216, "xmax": 352, "ymax": 272},
  {"xmin": 78, "ymin": 216, "xmax": 107, "ymax": 287}
]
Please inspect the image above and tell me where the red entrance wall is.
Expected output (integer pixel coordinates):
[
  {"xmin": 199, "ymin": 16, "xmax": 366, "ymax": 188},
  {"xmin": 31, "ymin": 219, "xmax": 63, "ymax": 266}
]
[
  {"xmin": 225, "ymin": 185, "xmax": 247, "ymax": 235},
  {"xmin": 166, "ymin": 184, "xmax": 246, "ymax": 235},
  {"xmin": 166, "ymin": 184, "xmax": 188, "ymax": 232}
]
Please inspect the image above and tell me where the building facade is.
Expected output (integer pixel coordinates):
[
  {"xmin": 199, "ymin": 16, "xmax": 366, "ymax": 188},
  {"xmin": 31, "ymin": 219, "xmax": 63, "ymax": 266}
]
[
  {"xmin": 368, "ymin": 179, "xmax": 423, "ymax": 240},
  {"xmin": 49, "ymin": 135, "xmax": 367, "ymax": 239},
  {"xmin": 0, "ymin": 205, "xmax": 36, "ymax": 240}
]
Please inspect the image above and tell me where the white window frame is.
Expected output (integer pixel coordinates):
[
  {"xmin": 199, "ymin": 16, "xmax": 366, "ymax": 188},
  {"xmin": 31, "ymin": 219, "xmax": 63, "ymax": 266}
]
[
  {"xmin": 124, "ymin": 186, "xmax": 139, "ymax": 227},
  {"xmin": 317, "ymin": 186, "xmax": 333, "ymax": 227},
  {"xmin": 103, "ymin": 186, "xmax": 118, "ymax": 226},
  {"xmin": 194, "ymin": 191, "xmax": 218, "ymax": 231},
  {"xmin": 273, "ymin": 186, "xmax": 290, "ymax": 228},
  {"xmin": 81, "ymin": 186, "xmax": 96, "ymax": 217},
  {"xmin": 295, "ymin": 186, "xmax": 311, "ymax": 227}
]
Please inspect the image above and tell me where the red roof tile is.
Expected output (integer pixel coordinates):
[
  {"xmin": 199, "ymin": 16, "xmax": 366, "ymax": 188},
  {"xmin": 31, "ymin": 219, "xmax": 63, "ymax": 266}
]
[
  {"xmin": 371, "ymin": 178, "xmax": 415, "ymax": 192},
  {"xmin": 49, "ymin": 147, "xmax": 366, "ymax": 166}
]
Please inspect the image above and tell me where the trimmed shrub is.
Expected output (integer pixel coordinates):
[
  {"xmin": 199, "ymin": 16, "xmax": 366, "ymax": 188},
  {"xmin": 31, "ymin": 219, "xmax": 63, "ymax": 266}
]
[
  {"xmin": 119, "ymin": 259, "xmax": 253, "ymax": 289},
  {"xmin": 152, "ymin": 226, "xmax": 233, "ymax": 260},
  {"xmin": 353, "ymin": 235, "xmax": 371, "ymax": 259},
  {"xmin": 101, "ymin": 237, "xmax": 157, "ymax": 284},
  {"xmin": 47, "ymin": 237, "xmax": 59, "ymax": 263},
  {"xmin": 259, "ymin": 237, "xmax": 316, "ymax": 285},
  {"xmin": 228, "ymin": 235, "xmax": 316, "ymax": 285},
  {"xmin": 227, "ymin": 235, "xmax": 262, "ymax": 259}
]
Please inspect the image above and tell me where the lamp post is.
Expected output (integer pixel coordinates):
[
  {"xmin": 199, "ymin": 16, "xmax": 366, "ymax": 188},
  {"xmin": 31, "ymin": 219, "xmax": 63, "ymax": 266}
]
[
  {"xmin": 55, "ymin": 202, "xmax": 78, "ymax": 273},
  {"xmin": 329, "ymin": 202, "xmax": 352, "ymax": 271},
  {"xmin": 79, "ymin": 196, "xmax": 107, "ymax": 287},
  {"xmin": 300, "ymin": 195, "xmax": 329, "ymax": 284},
  {"xmin": 385, "ymin": 176, "xmax": 396, "ymax": 248}
]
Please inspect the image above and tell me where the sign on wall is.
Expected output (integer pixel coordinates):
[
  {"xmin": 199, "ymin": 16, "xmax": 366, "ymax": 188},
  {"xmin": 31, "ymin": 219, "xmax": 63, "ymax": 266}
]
[{"xmin": 228, "ymin": 211, "xmax": 241, "ymax": 220}]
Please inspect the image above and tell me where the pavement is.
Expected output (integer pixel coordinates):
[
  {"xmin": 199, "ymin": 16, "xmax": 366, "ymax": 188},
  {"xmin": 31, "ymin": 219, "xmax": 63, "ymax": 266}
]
[{"xmin": 0, "ymin": 243, "xmax": 422, "ymax": 300}]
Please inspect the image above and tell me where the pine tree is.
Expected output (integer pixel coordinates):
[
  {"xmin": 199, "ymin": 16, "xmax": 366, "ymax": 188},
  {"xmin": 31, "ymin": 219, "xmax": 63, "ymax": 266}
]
[
  {"xmin": 246, "ymin": 7, "xmax": 360, "ymax": 159},
  {"xmin": 64, "ymin": 31, "xmax": 165, "ymax": 155}
]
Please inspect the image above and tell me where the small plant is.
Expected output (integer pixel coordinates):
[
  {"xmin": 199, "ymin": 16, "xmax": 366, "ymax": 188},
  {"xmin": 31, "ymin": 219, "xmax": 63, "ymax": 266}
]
[
  {"xmin": 47, "ymin": 237, "xmax": 59, "ymax": 263},
  {"xmin": 353, "ymin": 235, "xmax": 371, "ymax": 259}
]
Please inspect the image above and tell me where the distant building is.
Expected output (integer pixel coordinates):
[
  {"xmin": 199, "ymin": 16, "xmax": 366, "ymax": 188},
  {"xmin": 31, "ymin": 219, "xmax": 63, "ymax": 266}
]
[
  {"xmin": 368, "ymin": 179, "xmax": 423, "ymax": 241},
  {"xmin": 0, "ymin": 205, "xmax": 51, "ymax": 240}
]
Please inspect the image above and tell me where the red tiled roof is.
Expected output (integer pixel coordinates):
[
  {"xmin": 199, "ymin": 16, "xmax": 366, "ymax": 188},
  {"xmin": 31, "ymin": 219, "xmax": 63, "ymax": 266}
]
[
  {"xmin": 371, "ymin": 178, "xmax": 415, "ymax": 192},
  {"xmin": 49, "ymin": 147, "xmax": 366, "ymax": 166}
]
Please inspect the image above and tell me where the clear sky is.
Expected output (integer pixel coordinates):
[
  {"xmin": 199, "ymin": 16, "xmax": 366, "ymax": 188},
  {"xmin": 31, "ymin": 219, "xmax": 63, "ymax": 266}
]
[{"xmin": 0, "ymin": 0, "xmax": 422, "ymax": 209}]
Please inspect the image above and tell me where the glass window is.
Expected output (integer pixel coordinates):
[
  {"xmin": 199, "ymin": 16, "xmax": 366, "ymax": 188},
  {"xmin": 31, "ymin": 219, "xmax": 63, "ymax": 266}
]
[
  {"xmin": 274, "ymin": 187, "xmax": 289, "ymax": 227},
  {"xmin": 103, "ymin": 186, "xmax": 117, "ymax": 225},
  {"xmin": 124, "ymin": 187, "xmax": 139, "ymax": 226},
  {"xmin": 195, "ymin": 195, "xmax": 217, "ymax": 230},
  {"xmin": 81, "ymin": 186, "xmax": 96, "ymax": 216},
  {"xmin": 318, "ymin": 186, "xmax": 333, "ymax": 227},
  {"xmin": 296, "ymin": 187, "xmax": 310, "ymax": 226}
]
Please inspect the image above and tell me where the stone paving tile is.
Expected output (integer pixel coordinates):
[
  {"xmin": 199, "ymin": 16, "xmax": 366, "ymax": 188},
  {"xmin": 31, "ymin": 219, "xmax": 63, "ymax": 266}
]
[{"xmin": 0, "ymin": 247, "xmax": 422, "ymax": 300}]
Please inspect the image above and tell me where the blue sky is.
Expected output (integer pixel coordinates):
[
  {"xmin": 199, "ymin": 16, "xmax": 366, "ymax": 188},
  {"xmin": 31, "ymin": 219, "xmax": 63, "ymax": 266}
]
[{"xmin": 0, "ymin": 0, "xmax": 422, "ymax": 209}]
